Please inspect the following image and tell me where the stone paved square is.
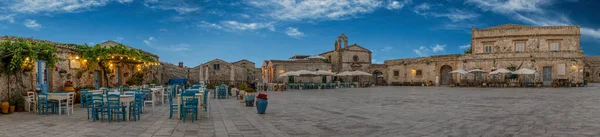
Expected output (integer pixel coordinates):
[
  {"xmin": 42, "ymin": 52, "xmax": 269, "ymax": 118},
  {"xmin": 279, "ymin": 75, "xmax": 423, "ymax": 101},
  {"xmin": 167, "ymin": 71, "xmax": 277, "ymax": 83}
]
[{"xmin": 2, "ymin": 87, "xmax": 600, "ymax": 137}]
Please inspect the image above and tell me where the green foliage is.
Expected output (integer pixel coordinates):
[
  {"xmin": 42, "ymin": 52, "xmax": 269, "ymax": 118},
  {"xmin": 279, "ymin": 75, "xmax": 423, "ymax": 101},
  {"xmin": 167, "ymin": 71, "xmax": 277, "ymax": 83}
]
[
  {"xmin": 238, "ymin": 83, "xmax": 248, "ymax": 90},
  {"xmin": 463, "ymin": 46, "xmax": 472, "ymax": 54},
  {"xmin": 0, "ymin": 39, "xmax": 60, "ymax": 73},
  {"xmin": 126, "ymin": 72, "xmax": 144, "ymax": 86},
  {"xmin": 74, "ymin": 44, "xmax": 157, "ymax": 69},
  {"xmin": 506, "ymin": 64, "xmax": 518, "ymax": 79}
]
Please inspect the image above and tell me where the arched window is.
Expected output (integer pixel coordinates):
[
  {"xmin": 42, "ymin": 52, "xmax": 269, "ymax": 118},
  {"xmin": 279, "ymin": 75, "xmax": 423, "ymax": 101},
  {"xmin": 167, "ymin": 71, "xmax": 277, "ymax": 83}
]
[{"xmin": 353, "ymin": 55, "xmax": 359, "ymax": 62}]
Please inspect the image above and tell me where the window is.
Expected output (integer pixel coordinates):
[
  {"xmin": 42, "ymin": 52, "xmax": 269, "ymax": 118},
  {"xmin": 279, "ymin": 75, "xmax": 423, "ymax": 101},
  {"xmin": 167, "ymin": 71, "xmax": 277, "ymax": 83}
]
[
  {"xmin": 416, "ymin": 70, "xmax": 422, "ymax": 77},
  {"xmin": 353, "ymin": 55, "xmax": 359, "ymax": 62},
  {"xmin": 550, "ymin": 42, "xmax": 559, "ymax": 51},
  {"xmin": 213, "ymin": 64, "xmax": 220, "ymax": 71},
  {"xmin": 393, "ymin": 71, "xmax": 399, "ymax": 76},
  {"xmin": 484, "ymin": 45, "xmax": 493, "ymax": 53},
  {"xmin": 515, "ymin": 43, "xmax": 525, "ymax": 52}
]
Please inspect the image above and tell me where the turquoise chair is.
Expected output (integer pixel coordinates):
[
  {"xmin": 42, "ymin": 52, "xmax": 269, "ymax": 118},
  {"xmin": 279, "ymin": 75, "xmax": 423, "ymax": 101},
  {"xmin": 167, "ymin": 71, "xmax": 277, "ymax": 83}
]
[
  {"xmin": 129, "ymin": 93, "xmax": 144, "ymax": 121},
  {"xmin": 245, "ymin": 94, "xmax": 255, "ymax": 107},
  {"xmin": 181, "ymin": 92, "xmax": 198, "ymax": 122},
  {"xmin": 37, "ymin": 93, "xmax": 56, "ymax": 115},
  {"xmin": 106, "ymin": 94, "xmax": 126, "ymax": 123},
  {"xmin": 79, "ymin": 89, "xmax": 89, "ymax": 108},
  {"xmin": 90, "ymin": 94, "xmax": 105, "ymax": 122},
  {"xmin": 168, "ymin": 87, "xmax": 179, "ymax": 119}
]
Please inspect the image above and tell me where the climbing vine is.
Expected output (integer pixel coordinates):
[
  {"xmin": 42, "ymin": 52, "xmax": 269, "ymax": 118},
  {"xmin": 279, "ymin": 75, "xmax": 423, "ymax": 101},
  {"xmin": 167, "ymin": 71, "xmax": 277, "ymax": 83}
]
[{"xmin": 0, "ymin": 38, "xmax": 60, "ymax": 73}]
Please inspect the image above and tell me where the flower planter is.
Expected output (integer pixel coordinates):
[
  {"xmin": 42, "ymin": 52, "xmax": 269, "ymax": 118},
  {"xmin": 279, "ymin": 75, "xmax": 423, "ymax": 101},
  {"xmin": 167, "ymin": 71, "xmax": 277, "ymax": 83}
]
[
  {"xmin": 1, "ymin": 101, "xmax": 9, "ymax": 114},
  {"xmin": 256, "ymin": 98, "xmax": 268, "ymax": 114},
  {"xmin": 9, "ymin": 106, "xmax": 15, "ymax": 113},
  {"xmin": 245, "ymin": 100, "xmax": 254, "ymax": 107}
]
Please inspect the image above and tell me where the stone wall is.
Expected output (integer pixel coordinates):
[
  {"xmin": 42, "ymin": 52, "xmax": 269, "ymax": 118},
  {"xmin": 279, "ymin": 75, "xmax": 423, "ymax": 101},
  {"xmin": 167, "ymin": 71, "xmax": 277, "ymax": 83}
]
[
  {"xmin": 472, "ymin": 25, "xmax": 581, "ymax": 54},
  {"xmin": 160, "ymin": 62, "xmax": 188, "ymax": 84},
  {"xmin": 263, "ymin": 59, "xmax": 332, "ymax": 83},
  {"xmin": 584, "ymin": 56, "xmax": 600, "ymax": 83}
]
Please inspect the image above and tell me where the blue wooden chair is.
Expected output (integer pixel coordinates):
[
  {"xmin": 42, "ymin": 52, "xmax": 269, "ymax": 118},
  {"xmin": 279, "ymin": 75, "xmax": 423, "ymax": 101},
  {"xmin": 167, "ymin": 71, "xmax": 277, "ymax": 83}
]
[
  {"xmin": 168, "ymin": 88, "xmax": 179, "ymax": 119},
  {"xmin": 180, "ymin": 92, "xmax": 198, "ymax": 122},
  {"xmin": 37, "ymin": 93, "xmax": 56, "ymax": 115},
  {"xmin": 218, "ymin": 85, "xmax": 227, "ymax": 99},
  {"xmin": 106, "ymin": 94, "xmax": 126, "ymax": 123},
  {"xmin": 90, "ymin": 94, "xmax": 105, "ymax": 122},
  {"xmin": 141, "ymin": 88, "xmax": 153, "ymax": 112},
  {"xmin": 130, "ymin": 93, "xmax": 144, "ymax": 121},
  {"xmin": 245, "ymin": 93, "xmax": 255, "ymax": 107},
  {"xmin": 79, "ymin": 89, "xmax": 89, "ymax": 108}
]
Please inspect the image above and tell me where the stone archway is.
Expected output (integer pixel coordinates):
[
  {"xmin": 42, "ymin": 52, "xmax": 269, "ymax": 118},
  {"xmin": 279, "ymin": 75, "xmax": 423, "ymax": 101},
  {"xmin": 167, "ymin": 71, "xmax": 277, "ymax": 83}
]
[
  {"xmin": 440, "ymin": 65, "xmax": 453, "ymax": 85},
  {"xmin": 372, "ymin": 70, "xmax": 384, "ymax": 85}
]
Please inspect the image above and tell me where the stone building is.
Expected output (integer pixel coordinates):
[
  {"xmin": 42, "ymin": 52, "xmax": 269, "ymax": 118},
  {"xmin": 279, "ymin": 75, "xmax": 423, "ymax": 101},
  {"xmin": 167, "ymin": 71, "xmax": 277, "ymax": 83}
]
[
  {"xmin": 159, "ymin": 61, "xmax": 189, "ymax": 84},
  {"xmin": 189, "ymin": 59, "xmax": 260, "ymax": 84},
  {"xmin": 584, "ymin": 56, "xmax": 600, "ymax": 83},
  {"xmin": 385, "ymin": 24, "xmax": 586, "ymax": 86},
  {"xmin": 0, "ymin": 37, "xmax": 167, "ymax": 97},
  {"xmin": 262, "ymin": 34, "xmax": 386, "ymax": 84}
]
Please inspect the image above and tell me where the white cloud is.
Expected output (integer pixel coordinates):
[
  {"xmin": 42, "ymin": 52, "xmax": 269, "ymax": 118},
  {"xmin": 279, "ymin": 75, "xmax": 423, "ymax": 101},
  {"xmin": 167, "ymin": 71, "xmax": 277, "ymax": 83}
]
[
  {"xmin": 413, "ymin": 46, "xmax": 429, "ymax": 57},
  {"xmin": 285, "ymin": 27, "xmax": 306, "ymax": 38},
  {"xmin": 170, "ymin": 43, "xmax": 190, "ymax": 51},
  {"xmin": 143, "ymin": 36, "xmax": 155, "ymax": 46},
  {"xmin": 414, "ymin": 3, "xmax": 478, "ymax": 22},
  {"xmin": 0, "ymin": 14, "xmax": 15, "ymax": 23},
  {"xmin": 117, "ymin": 0, "xmax": 133, "ymax": 3},
  {"xmin": 144, "ymin": 0, "xmax": 199, "ymax": 14},
  {"xmin": 115, "ymin": 36, "xmax": 124, "ymax": 42},
  {"xmin": 372, "ymin": 59, "xmax": 383, "ymax": 64},
  {"xmin": 466, "ymin": 0, "xmax": 600, "ymax": 40},
  {"xmin": 9, "ymin": 0, "xmax": 113, "ymax": 13},
  {"xmin": 386, "ymin": 0, "xmax": 411, "ymax": 10},
  {"xmin": 413, "ymin": 3, "xmax": 430, "ymax": 14},
  {"xmin": 432, "ymin": 44, "xmax": 445, "ymax": 53},
  {"xmin": 159, "ymin": 28, "xmax": 168, "ymax": 32},
  {"xmin": 459, "ymin": 44, "xmax": 471, "ymax": 49},
  {"xmin": 381, "ymin": 46, "xmax": 392, "ymax": 52},
  {"xmin": 198, "ymin": 21, "xmax": 223, "ymax": 29},
  {"xmin": 221, "ymin": 21, "xmax": 275, "ymax": 31},
  {"xmin": 24, "ymin": 19, "xmax": 42, "ymax": 30},
  {"xmin": 248, "ymin": 0, "xmax": 383, "ymax": 21},
  {"xmin": 465, "ymin": 0, "xmax": 551, "ymax": 14},
  {"xmin": 413, "ymin": 44, "xmax": 445, "ymax": 57}
]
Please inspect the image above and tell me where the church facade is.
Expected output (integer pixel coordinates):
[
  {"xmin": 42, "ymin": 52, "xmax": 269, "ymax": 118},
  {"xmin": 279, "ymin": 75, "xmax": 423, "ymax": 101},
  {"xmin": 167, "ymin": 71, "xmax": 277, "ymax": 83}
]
[{"xmin": 261, "ymin": 34, "xmax": 386, "ymax": 84}]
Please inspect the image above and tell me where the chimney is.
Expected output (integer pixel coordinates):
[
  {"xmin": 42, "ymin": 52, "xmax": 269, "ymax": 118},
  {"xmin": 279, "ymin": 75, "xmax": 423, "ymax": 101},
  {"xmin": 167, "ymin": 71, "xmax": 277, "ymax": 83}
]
[{"xmin": 178, "ymin": 62, "xmax": 184, "ymax": 68}]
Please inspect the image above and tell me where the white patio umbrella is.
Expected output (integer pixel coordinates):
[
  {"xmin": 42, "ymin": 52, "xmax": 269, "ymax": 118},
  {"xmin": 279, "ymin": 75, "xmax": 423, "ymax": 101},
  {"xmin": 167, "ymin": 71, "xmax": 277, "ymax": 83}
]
[
  {"xmin": 278, "ymin": 71, "xmax": 299, "ymax": 77},
  {"xmin": 449, "ymin": 69, "xmax": 468, "ymax": 74},
  {"xmin": 336, "ymin": 71, "xmax": 354, "ymax": 76},
  {"xmin": 512, "ymin": 68, "xmax": 536, "ymax": 74},
  {"xmin": 307, "ymin": 55, "xmax": 326, "ymax": 59},
  {"xmin": 468, "ymin": 68, "xmax": 486, "ymax": 73},
  {"xmin": 489, "ymin": 68, "xmax": 512, "ymax": 74},
  {"xmin": 295, "ymin": 70, "xmax": 318, "ymax": 76},
  {"xmin": 315, "ymin": 70, "xmax": 336, "ymax": 76},
  {"xmin": 351, "ymin": 70, "xmax": 373, "ymax": 76}
]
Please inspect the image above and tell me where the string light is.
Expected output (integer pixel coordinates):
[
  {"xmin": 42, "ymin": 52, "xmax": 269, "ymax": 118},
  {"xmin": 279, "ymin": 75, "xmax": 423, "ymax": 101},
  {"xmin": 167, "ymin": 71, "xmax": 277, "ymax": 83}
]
[
  {"xmin": 120, "ymin": 57, "xmax": 123, "ymax": 59},
  {"xmin": 25, "ymin": 57, "xmax": 29, "ymax": 61},
  {"xmin": 83, "ymin": 59, "xmax": 87, "ymax": 62},
  {"xmin": 75, "ymin": 56, "xmax": 79, "ymax": 59},
  {"xmin": 97, "ymin": 57, "xmax": 100, "ymax": 60},
  {"xmin": 109, "ymin": 63, "xmax": 113, "ymax": 67}
]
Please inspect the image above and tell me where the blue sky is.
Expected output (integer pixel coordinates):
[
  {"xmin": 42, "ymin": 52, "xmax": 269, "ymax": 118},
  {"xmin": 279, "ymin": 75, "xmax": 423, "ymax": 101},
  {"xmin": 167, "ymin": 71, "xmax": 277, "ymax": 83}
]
[{"xmin": 1, "ymin": 0, "xmax": 599, "ymax": 67}]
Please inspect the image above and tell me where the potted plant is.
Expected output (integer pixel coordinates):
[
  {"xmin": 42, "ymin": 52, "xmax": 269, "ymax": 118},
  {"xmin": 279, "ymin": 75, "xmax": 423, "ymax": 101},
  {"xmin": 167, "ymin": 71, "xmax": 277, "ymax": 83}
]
[
  {"xmin": 256, "ymin": 93, "xmax": 268, "ymax": 114},
  {"xmin": 59, "ymin": 69, "xmax": 68, "ymax": 78},
  {"xmin": 8, "ymin": 94, "xmax": 16, "ymax": 113},
  {"xmin": 15, "ymin": 95, "xmax": 24, "ymax": 112},
  {"xmin": 245, "ymin": 88, "xmax": 255, "ymax": 107},
  {"xmin": 1, "ymin": 99, "xmax": 8, "ymax": 114}
]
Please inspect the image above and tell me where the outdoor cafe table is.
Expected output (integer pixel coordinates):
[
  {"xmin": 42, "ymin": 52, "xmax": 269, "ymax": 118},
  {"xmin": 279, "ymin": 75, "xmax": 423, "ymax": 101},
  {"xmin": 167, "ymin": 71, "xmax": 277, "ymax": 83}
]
[
  {"xmin": 47, "ymin": 92, "xmax": 72, "ymax": 115},
  {"xmin": 177, "ymin": 92, "xmax": 204, "ymax": 120},
  {"xmin": 103, "ymin": 93, "xmax": 135, "ymax": 121}
]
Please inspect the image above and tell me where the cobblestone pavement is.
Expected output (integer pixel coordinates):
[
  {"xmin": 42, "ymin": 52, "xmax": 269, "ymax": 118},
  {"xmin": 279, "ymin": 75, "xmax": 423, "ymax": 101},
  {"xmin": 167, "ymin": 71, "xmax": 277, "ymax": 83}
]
[{"xmin": 2, "ymin": 87, "xmax": 600, "ymax": 137}]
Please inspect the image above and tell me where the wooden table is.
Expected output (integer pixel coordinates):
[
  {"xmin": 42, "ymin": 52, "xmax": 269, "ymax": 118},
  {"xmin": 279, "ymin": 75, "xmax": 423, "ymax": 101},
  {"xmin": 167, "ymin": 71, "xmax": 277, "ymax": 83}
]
[{"xmin": 48, "ymin": 92, "xmax": 72, "ymax": 115}]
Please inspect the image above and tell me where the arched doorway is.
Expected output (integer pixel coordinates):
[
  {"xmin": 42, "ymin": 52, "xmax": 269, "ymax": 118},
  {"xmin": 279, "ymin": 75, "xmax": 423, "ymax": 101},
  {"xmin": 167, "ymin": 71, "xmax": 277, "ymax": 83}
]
[
  {"xmin": 440, "ymin": 65, "xmax": 453, "ymax": 85},
  {"xmin": 372, "ymin": 70, "xmax": 384, "ymax": 85}
]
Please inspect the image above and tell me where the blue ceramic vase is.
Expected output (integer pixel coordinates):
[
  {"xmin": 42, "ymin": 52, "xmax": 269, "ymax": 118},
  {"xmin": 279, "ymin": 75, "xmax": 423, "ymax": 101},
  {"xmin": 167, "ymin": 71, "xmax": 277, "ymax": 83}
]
[{"xmin": 256, "ymin": 98, "xmax": 268, "ymax": 114}]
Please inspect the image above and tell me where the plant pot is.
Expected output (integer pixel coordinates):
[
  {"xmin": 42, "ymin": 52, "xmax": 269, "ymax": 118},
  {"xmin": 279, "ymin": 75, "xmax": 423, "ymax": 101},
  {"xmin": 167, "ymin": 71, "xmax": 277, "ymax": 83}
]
[
  {"xmin": 256, "ymin": 98, "xmax": 268, "ymax": 114},
  {"xmin": 1, "ymin": 101, "xmax": 9, "ymax": 114},
  {"xmin": 16, "ymin": 106, "xmax": 23, "ymax": 112},
  {"xmin": 9, "ymin": 106, "xmax": 15, "ymax": 113},
  {"xmin": 245, "ymin": 99, "xmax": 254, "ymax": 107}
]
